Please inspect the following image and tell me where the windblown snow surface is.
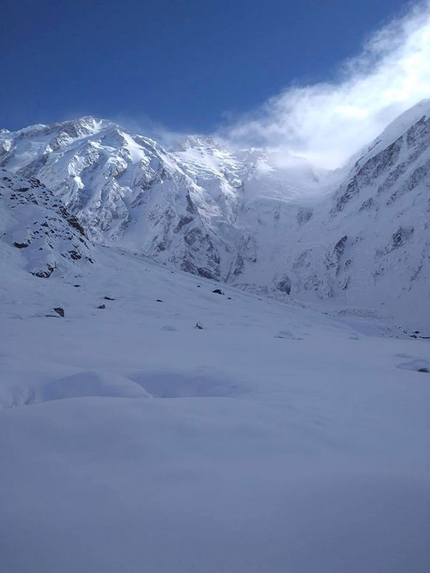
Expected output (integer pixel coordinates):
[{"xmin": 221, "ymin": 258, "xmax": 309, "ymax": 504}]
[{"xmin": 1, "ymin": 173, "xmax": 430, "ymax": 573}]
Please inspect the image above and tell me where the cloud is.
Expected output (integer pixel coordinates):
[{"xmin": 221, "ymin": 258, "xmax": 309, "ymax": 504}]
[
  {"xmin": 108, "ymin": 113, "xmax": 189, "ymax": 149},
  {"xmin": 220, "ymin": 1, "xmax": 430, "ymax": 169}
]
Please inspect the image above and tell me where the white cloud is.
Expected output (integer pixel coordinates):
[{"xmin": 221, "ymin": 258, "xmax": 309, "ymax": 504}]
[
  {"xmin": 109, "ymin": 113, "xmax": 189, "ymax": 149},
  {"xmin": 220, "ymin": 1, "xmax": 430, "ymax": 169}
]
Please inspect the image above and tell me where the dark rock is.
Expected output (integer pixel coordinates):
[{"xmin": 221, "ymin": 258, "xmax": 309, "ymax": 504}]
[
  {"xmin": 297, "ymin": 208, "xmax": 313, "ymax": 225},
  {"xmin": 195, "ymin": 322, "xmax": 204, "ymax": 330},
  {"xmin": 186, "ymin": 193, "xmax": 197, "ymax": 214},
  {"xmin": 174, "ymin": 215, "xmax": 194, "ymax": 234},
  {"xmin": 340, "ymin": 277, "xmax": 351, "ymax": 290},
  {"xmin": 59, "ymin": 207, "xmax": 85, "ymax": 236},
  {"xmin": 13, "ymin": 241, "xmax": 29, "ymax": 249},
  {"xmin": 181, "ymin": 258, "xmax": 219, "ymax": 281},
  {"xmin": 418, "ymin": 368, "xmax": 429, "ymax": 373},
  {"xmin": 334, "ymin": 236, "xmax": 348, "ymax": 257},
  {"xmin": 391, "ymin": 227, "xmax": 414, "ymax": 250},
  {"xmin": 275, "ymin": 276, "xmax": 292, "ymax": 295},
  {"xmin": 68, "ymin": 250, "xmax": 82, "ymax": 260},
  {"xmin": 232, "ymin": 255, "xmax": 244, "ymax": 278},
  {"xmin": 359, "ymin": 198, "xmax": 374, "ymax": 211},
  {"xmin": 156, "ymin": 299, "xmax": 163, "ymax": 303},
  {"xmin": 333, "ymin": 177, "xmax": 359, "ymax": 213},
  {"xmin": 32, "ymin": 264, "xmax": 55, "ymax": 278},
  {"xmin": 197, "ymin": 266, "xmax": 217, "ymax": 280},
  {"xmin": 97, "ymin": 304, "xmax": 106, "ymax": 309},
  {"xmin": 212, "ymin": 289, "xmax": 225, "ymax": 295},
  {"xmin": 53, "ymin": 307, "xmax": 64, "ymax": 317},
  {"xmin": 104, "ymin": 296, "xmax": 114, "ymax": 300}
]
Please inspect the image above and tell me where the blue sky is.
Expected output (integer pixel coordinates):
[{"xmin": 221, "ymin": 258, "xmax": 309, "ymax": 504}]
[{"xmin": 1, "ymin": 0, "xmax": 413, "ymax": 133}]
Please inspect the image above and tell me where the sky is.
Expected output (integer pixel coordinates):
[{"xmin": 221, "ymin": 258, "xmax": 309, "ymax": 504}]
[{"xmin": 1, "ymin": 0, "xmax": 429, "ymax": 168}]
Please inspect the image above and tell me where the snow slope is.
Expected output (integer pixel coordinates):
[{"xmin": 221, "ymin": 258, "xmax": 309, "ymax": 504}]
[
  {"xmin": 1, "ymin": 171, "xmax": 430, "ymax": 572},
  {"xmin": 0, "ymin": 118, "xmax": 246, "ymax": 281},
  {"xmin": 1, "ymin": 102, "xmax": 429, "ymax": 325},
  {"xmin": 0, "ymin": 169, "xmax": 94, "ymax": 279},
  {"xmin": 234, "ymin": 101, "xmax": 430, "ymax": 324}
]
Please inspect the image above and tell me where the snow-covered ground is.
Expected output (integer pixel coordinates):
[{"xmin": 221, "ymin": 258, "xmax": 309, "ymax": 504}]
[{"xmin": 1, "ymin": 242, "xmax": 429, "ymax": 573}]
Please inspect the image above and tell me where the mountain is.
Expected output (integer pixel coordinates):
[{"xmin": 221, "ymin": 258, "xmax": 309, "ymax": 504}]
[
  {"xmin": 0, "ymin": 118, "xmax": 246, "ymax": 281},
  {"xmin": 1, "ymin": 101, "xmax": 429, "ymax": 325},
  {"xmin": 1, "ymin": 184, "xmax": 430, "ymax": 573},
  {"xmin": 234, "ymin": 101, "xmax": 430, "ymax": 323},
  {"xmin": 1, "ymin": 108, "xmax": 430, "ymax": 573},
  {"xmin": 0, "ymin": 168, "xmax": 95, "ymax": 280}
]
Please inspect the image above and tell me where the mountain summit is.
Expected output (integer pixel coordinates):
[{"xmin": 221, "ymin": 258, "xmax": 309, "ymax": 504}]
[{"xmin": 1, "ymin": 101, "xmax": 429, "ymax": 324}]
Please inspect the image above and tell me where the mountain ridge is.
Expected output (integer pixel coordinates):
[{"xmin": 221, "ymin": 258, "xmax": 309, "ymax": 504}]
[{"xmin": 1, "ymin": 101, "xmax": 429, "ymax": 325}]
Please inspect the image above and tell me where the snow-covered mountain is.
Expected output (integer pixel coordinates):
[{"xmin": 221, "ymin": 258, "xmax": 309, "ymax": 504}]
[
  {"xmin": 0, "ymin": 169, "xmax": 95, "ymax": 279},
  {"xmin": 1, "ymin": 106, "xmax": 430, "ymax": 573},
  {"xmin": 234, "ymin": 101, "xmax": 430, "ymax": 322},
  {"xmin": 0, "ymin": 118, "xmax": 247, "ymax": 281},
  {"xmin": 1, "ymin": 101, "xmax": 429, "ymax": 324},
  {"xmin": 1, "ymin": 189, "xmax": 430, "ymax": 573}
]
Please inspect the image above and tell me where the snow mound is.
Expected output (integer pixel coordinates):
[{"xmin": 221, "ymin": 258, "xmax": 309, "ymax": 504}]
[
  {"xmin": 129, "ymin": 370, "xmax": 242, "ymax": 398},
  {"xmin": 30, "ymin": 370, "xmax": 150, "ymax": 404},
  {"xmin": 397, "ymin": 359, "xmax": 430, "ymax": 374},
  {"xmin": 274, "ymin": 329, "xmax": 304, "ymax": 340}
]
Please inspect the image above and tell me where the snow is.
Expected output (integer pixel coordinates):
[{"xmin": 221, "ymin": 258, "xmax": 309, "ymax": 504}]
[
  {"xmin": 363, "ymin": 99, "xmax": 430, "ymax": 160},
  {"xmin": 1, "ymin": 106, "xmax": 430, "ymax": 572},
  {"xmin": 1, "ymin": 236, "xmax": 429, "ymax": 572},
  {"xmin": 2, "ymin": 107, "xmax": 429, "ymax": 328}
]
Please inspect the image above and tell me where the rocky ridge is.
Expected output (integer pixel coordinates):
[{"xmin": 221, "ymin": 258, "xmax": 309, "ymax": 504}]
[{"xmin": 1, "ymin": 101, "xmax": 429, "ymax": 324}]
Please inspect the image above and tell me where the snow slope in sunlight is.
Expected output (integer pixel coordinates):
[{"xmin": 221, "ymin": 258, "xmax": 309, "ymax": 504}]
[
  {"xmin": 231, "ymin": 100, "xmax": 430, "ymax": 325},
  {"xmin": 1, "ymin": 212, "xmax": 430, "ymax": 572},
  {"xmin": 1, "ymin": 102, "xmax": 429, "ymax": 326},
  {"xmin": 0, "ymin": 168, "xmax": 94, "ymax": 278}
]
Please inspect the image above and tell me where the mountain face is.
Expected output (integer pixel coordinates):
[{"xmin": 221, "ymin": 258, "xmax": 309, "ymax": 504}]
[
  {"xmin": 233, "ymin": 101, "xmax": 430, "ymax": 322},
  {"xmin": 0, "ymin": 118, "xmax": 247, "ymax": 281},
  {"xmin": 1, "ymin": 102, "xmax": 429, "ymax": 324},
  {"xmin": 0, "ymin": 169, "xmax": 95, "ymax": 280}
]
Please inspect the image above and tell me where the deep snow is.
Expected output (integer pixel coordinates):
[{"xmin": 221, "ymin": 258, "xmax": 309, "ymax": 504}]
[
  {"xmin": 1, "ymin": 102, "xmax": 430, "ymax": 573},
  {"xmin": 1, "ymin": 240, "xmax": 429, "ymax": 573}
]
